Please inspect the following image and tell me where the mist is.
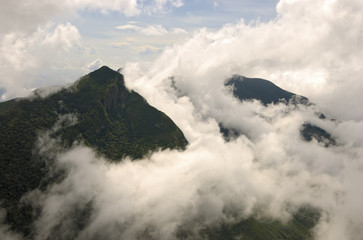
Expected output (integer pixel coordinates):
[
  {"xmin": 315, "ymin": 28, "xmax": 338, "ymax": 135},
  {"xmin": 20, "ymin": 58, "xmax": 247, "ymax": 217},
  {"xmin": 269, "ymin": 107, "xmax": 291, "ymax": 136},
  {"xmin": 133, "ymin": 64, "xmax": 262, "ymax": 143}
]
[
  {"xmin": 21, "ymin": 92, "xmax": 363, "ymax": 240},
  {"xmin": 1, "ymin": 0, "xmax": 363, "ymax": 239}
]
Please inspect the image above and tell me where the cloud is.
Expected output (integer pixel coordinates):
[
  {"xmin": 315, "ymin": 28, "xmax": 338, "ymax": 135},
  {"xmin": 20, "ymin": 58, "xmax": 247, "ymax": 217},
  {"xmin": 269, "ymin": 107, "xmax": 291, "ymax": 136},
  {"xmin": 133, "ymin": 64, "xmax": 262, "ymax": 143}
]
[
  {"xmin": 0, "ymin": 23, "xmax": 85, "ymax": 100},
  {"xmin": 87, "ymin": 58, "xmax": 104, "ymax": 71},
  {"xmin": 26, "ymin": 95, "xmax": 363, "ymax": 240},
  {"xmin": 140, "ymin": 25, "xmax": 168, "ymax": 35},
  {"xmin": 117, "ymin": 0, "xmax": 363, "ymax": 238},
  {"xmin": 116, "ymin": 24, "xmax": 186, "ymax": 36},
  {"xmin": 171, "ymin": 27, "xmax": 188, "ymax": 34},
  {"xmin": 124, "ymin": 0, "xmax": 363, "ymax": 121},
  {"xmin": 0, "ymin": 210, "xmax": 23, "ymax": 240},
  {"xmin": 115, "ymin": 24, "xmax": 142, "ymax": 31},
  {"xmin": 0, "ymin": 0, "xmax": 184, "ymax": 34},
  {"xmin": 144, "ymin": 0, "xmax": 184, "ymax": 14},
  {"xmin": 3, "ymin": 0, "xmax": 363, "ymax": 239},
  {"xmin": 0, "ymin": 0, "xmax": 185, "ymax": 101},
  {"xmin": 22, "ymin": 0, "xmax": 363, "ymax": 233},
  {"xmin": 42, "ymin": 23, "xmax": 81, "ymax": 51}
]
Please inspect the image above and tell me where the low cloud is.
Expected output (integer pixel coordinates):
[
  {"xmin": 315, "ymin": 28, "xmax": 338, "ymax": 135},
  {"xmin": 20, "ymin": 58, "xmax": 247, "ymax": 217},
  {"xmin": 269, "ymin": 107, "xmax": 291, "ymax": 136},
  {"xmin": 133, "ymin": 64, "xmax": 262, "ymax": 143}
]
[
  {"xmin": 2, "ymin": 0, "xmax": 363, "ymax": 239},
  {"xmin": 24, "ymin": 93, "xmax": 363, "ymax": 240},
  {"xmin": 0, "ymin": 210, "xmax": 23, "ymax": 240}
]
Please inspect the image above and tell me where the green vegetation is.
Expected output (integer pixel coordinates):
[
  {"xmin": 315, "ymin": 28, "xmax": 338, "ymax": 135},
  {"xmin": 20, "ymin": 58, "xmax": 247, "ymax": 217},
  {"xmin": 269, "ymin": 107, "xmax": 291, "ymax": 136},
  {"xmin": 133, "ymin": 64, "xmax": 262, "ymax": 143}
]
[
  {"xmin": 0, "ymin": 66, "xmax": 187, "ymax": 236},
  {"xmin": 0, "ymin": 68, "xmax": 321, "ymax": 239},
  {"xmin": 300, "ymin": 123, "xmax": 336, "ymax": 147},
  {"xmin": 201, "ymin": 207, "xmax": 320, "ymax": 240},
  {"xmin": 175, "ymin": 207, "xmax": 320, "ymax": 240}
]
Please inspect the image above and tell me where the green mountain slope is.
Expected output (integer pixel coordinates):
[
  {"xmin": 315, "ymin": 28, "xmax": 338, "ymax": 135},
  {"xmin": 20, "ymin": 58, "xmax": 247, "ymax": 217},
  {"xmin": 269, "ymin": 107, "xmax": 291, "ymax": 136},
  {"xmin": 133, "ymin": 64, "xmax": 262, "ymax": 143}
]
[
  {"xmin": 0, "ymin": 69, "xmax": 322, "ymax": 239},
  {"xmin": 200, "ymin": 207, "xmax": 320, "ymax": 240},
  {"xmin": 0, "ymin": 66, "xmax": 188, "ymax": 235}
]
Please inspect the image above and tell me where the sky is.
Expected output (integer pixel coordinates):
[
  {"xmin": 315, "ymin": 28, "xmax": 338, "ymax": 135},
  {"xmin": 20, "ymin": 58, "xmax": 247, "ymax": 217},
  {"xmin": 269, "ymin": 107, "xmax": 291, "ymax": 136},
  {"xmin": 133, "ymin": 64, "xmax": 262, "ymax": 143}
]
[
  {"xmin": 0, "ymin": 0, "xmax": 277, "ymax": 101},
  {"xmin": 1, "ymin": 1, "xmax": 363, "ymax": 240}
]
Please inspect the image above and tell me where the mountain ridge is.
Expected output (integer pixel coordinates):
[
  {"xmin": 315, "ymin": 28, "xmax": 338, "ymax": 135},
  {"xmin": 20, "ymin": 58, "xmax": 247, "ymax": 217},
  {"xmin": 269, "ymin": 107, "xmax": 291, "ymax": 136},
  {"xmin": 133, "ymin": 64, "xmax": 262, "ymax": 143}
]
[
  {"xmin": 0, "ymin": 66, "xmax": 188, "ymax": 235},
  {"xmin": 1, "ymin": 69, "xmax": 324, "ymax": 239}
]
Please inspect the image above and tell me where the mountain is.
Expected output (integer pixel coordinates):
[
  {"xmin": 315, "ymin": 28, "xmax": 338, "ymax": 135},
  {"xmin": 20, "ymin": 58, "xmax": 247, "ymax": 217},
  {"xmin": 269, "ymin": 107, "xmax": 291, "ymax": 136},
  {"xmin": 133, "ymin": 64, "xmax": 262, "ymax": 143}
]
[
  {"xmin": 226, "ymin": 75, "xmax": 309, "ymax": 105},
  {"xmin": 0, "ymin": 66, "xmax": 188, "ymax": 236},
  {"xmin": 0, "ymin": 69, "xmax": 324, "ymax": 239},
  {"xmin": 222, "ymin": 75, "xmax": 336, "ymax": 146}
]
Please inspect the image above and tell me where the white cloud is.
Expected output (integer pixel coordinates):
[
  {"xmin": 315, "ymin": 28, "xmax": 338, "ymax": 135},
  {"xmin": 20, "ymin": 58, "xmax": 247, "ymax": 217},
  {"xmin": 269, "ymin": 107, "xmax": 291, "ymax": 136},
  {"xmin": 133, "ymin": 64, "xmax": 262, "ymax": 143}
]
[
  {"xmin": 115, "ymin": 24, "xmax": 142, "ymax": 31},
  {"xmin": 140, "ymin": 24, "xmax": 168, "ymax": 35},
  {"xmin": 27, "ymin": 91, "xmax": 363, "ymax": 240},
  {"xmin": 116, "ymin": 24, "xmax": 173, "ymax": 36},
  {"xmin": 124, "ymin": 0, "xmax": 363, "ymax": 121},
  {"xmin": 64, "ymin": 0, "xmax": 140, "ymax": 16},
  {"xmin": 0, "ymin": 23, "xmax": 85, "ymax": 100},
  {"xmin": 22, "ymin": 0, "xmax": 363, "ymax": 233},
  {"xmin": 0, "ymin": 0, "xmax": 184, "ymax": 34},
  {"xmin": 2, "ymin": 0, "xmax": 363, "ymax": 239},
  {"xmin": 42, "ymin": 23, "xmax": 81, "ymax": 51},
  {"xmin": 87, "ymin": 58, "xmax": 103, "ymax": 71},
  {"xmin": 171, "ymin": 27, "xmax": 187, "ymax": 34},
  {"xmin": 144, "ymin": 0, "xmax": 184, "ymax": 14},
  {"xmin": 116, "ymin": 0, "xmax": 363, "ymax": 238},
  {"xmin": 116, "ymin": 24, "xmax": 185, "ymax": 36},
  {"xmin": 0, "ymin": 0, "xmax": 185, "ymax": 101}
]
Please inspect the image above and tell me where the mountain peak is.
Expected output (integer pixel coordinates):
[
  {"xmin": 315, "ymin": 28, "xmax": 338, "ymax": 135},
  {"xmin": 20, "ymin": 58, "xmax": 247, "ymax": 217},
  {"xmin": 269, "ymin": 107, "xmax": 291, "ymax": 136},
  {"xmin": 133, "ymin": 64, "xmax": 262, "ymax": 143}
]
[
  {"xmin": 78, "ymin": 65, "xmax": 125, "ymax": 89},
  {"xmin": 226, "ymin": 75, "xmax": 309, "ymax": 105},
  {"xmin": 91, "ymin": 65, "xmax": 118, "ymax": 76}
]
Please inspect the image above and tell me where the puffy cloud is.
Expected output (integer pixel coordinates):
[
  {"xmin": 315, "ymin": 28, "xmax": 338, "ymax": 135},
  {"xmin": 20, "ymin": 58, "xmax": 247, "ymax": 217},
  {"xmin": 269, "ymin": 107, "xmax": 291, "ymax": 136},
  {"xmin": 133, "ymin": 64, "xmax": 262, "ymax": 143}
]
[
  {"xmin": 125, "ymin": 0, "xmax": 363, "ymax": 121},
  {"xmin": 0, "ymin": 0, "xmax": 185, "ymax": 101},
  {"xmin": 118, "ymin": 0, "xmax": 363, "ymax": 238},
  {"xmin": 0, "ymin": 1, "xmax": 65, "ymax": 34},
  {"xmin": 42, "ymin": 23, "xmax": 81, "ymax": 51},
  {"xmin": 0, "ymin": 23, "xmax": 85, "ymax": 100},
  {"xmin": 22, "ymin": 0, "xmax": 363, "ymax": 235},
  {"xmin": 26, "ymin": 93, "xmax": 363, "ymax": 240}
]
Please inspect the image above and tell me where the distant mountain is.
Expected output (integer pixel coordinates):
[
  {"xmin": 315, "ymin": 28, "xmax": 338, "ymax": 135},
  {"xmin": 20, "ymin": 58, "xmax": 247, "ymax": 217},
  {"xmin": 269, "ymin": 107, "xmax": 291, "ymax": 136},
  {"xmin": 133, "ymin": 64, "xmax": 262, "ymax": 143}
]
[
  {"xmin": 0, "ymin": 66, "xmax": 188, "ymax": 236},
  {"xmin": 226, "ymin": 75, "xmax": 309, "ymax": 105},
  {"xmin": 222, "ymin": 75, "xmax": 336, "ymax": 146}
]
